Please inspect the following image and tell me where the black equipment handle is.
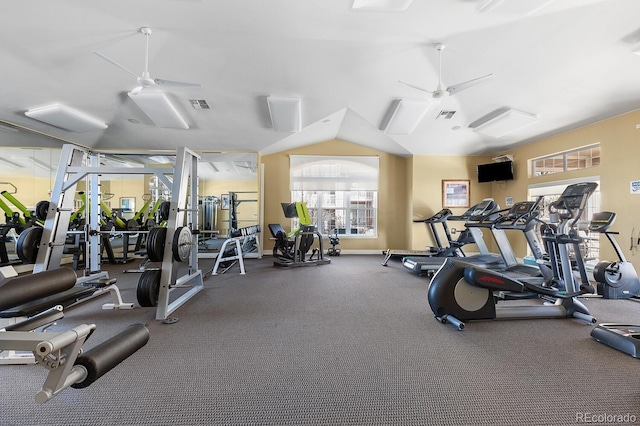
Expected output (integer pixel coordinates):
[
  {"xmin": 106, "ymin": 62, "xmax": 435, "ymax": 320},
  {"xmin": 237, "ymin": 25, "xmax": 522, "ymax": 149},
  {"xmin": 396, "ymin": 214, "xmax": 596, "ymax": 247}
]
[
  {"xmin": 522, "ymin": 281, "xmax": 595, "ymax": 299},
  {"xmin": 0, "ymin": 267, "xmax": 77, "ymax": 312},
  {"xmin": 72, "ymin": 323, "xmax": 150, "ymax": 389}
]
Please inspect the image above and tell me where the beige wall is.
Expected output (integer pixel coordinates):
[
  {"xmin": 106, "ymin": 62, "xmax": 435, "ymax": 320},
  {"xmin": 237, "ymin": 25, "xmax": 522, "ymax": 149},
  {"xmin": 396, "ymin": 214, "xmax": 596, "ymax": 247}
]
[
  {"xmin": 0, "ymin": 176, "xmax": 52, "ymax": 210},
  {"xmin": 409, "ymin": 154, "xmax": 493, "ymax": 251}
]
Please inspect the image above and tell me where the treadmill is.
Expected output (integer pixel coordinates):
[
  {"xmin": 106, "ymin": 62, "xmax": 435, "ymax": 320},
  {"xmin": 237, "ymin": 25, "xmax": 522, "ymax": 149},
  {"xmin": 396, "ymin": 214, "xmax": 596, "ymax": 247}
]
[
  {"xmin": 402, "ymin": 199, "xmax": 505, "ymax": 275},
  {"xmin": 480, "ymin": 198, "xmax": 545, "ymax": 278},
  {"xmin": 382, "ymin": 208, "xmax": 459, "ymax": 266}
]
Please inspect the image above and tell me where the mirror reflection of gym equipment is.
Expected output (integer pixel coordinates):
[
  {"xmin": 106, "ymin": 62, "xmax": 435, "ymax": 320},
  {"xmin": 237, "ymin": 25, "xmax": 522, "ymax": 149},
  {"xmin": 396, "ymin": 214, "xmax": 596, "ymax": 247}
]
[{"xmin": 198, "ymin": 191, "xmax": 261, "ymax": 274}]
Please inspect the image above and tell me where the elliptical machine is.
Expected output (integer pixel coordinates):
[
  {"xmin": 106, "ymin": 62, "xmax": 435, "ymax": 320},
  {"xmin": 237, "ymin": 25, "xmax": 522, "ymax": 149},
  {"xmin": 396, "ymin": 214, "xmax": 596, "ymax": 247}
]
[
  {"xmin": 427, "ymin": 182, "xmax": 598, "ymax": 330},
  {"xmin": 589, "ymin": 211, "xmax": 640, "ymax": 299}
]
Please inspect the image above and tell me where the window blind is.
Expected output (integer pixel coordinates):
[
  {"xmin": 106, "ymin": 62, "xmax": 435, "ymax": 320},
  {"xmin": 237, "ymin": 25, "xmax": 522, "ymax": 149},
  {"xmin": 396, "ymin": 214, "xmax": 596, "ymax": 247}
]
[{"xmin": 289, "ymin": 155, "xmax": 379, "ymax": 191}]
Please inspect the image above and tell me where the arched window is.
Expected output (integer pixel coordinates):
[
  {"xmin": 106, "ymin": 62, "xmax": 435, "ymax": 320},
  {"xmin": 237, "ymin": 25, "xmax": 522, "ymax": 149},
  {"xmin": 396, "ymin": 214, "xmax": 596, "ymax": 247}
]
[{"xmin": 289, "ymin": 155, "xmax": 379, "ymax": 236}]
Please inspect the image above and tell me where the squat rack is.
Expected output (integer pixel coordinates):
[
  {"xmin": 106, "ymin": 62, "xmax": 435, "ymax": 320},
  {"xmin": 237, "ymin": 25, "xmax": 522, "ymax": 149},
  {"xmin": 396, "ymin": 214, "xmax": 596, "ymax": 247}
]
[{"xmin": 35, "ymin": 144, "xmax": 203, "ymax": 321}]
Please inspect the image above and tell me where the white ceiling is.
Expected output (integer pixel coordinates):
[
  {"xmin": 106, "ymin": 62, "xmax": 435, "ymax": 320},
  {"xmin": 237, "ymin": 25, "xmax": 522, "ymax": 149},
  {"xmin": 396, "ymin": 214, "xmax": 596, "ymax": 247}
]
[{"xmin": 0, "ymin": 0, "xmax": 639, "ymax": 159}]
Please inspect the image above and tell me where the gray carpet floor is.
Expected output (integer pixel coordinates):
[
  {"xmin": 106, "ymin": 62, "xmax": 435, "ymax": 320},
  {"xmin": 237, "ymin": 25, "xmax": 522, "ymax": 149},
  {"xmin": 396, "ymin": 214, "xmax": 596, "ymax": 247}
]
[{"xmin": 2, "ymin": 255, "xmax": 640, "ymax": 425}]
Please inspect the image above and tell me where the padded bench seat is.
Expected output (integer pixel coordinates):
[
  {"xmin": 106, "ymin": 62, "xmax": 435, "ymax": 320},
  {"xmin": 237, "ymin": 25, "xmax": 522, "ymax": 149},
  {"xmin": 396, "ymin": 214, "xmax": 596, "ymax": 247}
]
[{"xmin": 0, "ymin": 286, "xmax": 96, "ymax": 318}]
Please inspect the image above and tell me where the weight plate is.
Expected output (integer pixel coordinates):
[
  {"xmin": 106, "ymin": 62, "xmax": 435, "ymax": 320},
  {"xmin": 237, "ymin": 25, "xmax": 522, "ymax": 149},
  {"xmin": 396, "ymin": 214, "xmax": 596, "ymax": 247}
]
[
  {"xmin": 147, "ymin": 227, "xmax": 167, "ymax": 262},
  {"xmin": 126, "ymin": 219, "xmax": 140, "ymax": 231},
  {"xmin": 172, "ymin": 226, "xmax": 192, "ymax": 262},
  {"xmin": 136, "ymin": 269, "xmax": 161, "ymax": 307},
  {"xmin": 144, "ymin": 218, "xmax": 156, "ymax": 230},
  {"xmin": 35, "ymin": 200, "xmax": 50, "ymax": 221},
  {"xmin": 16, "ymin": 226, "xmax": 43, "ymax": 264},
  {"xmin": 593, "ymin": 261, "xmax": 612, "ymax": 283},
  {"xmin": 158, "ymin": 201, "xmax": 171, "ymax": 221},
  {"xmin": 146, "ymin": 227, "xmax": 157, "ymax": 260}
]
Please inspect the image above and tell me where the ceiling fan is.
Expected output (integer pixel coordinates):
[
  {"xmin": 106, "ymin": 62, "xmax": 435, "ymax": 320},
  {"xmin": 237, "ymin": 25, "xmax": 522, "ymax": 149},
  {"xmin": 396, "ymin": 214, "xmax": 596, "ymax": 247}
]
[
  {"xmin": 93, "ymin": 27, "xmax": 201, "ymax": 94},
  {"xmin": 399, "ymin": 43, "xmax": 493, "ymax": 100}
]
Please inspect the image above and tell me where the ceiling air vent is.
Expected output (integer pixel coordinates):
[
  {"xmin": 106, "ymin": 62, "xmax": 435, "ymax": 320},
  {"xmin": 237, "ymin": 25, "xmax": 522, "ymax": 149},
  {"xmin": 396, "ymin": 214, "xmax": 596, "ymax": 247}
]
[
  {"xmin": 437, "ymin": 110, "xmax": 456, "ymax": 119},
  {"xmin": 190, "ymin": 99, "xmax": 210, "ymax": 110}
]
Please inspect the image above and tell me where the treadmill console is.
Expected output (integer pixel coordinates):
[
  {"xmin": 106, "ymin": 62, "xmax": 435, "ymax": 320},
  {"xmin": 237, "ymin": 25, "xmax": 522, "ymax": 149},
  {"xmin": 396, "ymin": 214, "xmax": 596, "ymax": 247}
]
[
  {"xmin": 494, "ymin": 200, "xmax": 540, "ymax": 229},
  {"xmin": 507, "ymin": 201, "xmax": 535, "ymax": 218},
  {"xmin": 470, "ymin": 199, "xmax": 496, "ymax": 217},
  {"xmin": 429, "ymin": 209, "xmax": 452, "ymax": 223},
  {"xmin": 448, "ymin": 198, "xmax": 498, "ymax": 221}
]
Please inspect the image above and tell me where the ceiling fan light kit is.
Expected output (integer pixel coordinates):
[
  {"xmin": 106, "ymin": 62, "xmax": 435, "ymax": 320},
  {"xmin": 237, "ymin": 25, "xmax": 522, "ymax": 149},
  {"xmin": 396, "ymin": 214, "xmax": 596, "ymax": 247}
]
[
  {"xmin": 128, "ymin": 91, "xmax": 190, "ymax": 129},
  {"xmin": 380, "ymin": 99, "xmax": 433, "ymax": 135},
  {"xmin": 470, "ymin": 108, "xmax": 538, "ymax": 138},
  {"xmin": 267, "ymin": 97, "xmax": 302, "ymax": 133},
  {"xmin": 25, "ymin": 103, "xmax": 108, "ymax": 133}
]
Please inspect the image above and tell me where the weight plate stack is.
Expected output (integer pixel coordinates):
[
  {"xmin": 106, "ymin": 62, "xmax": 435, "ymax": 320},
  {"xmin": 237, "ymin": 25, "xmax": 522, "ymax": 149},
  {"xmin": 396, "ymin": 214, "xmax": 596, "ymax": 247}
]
[
  {"xmin": 136, "ymin": 269, "xmax": 161, "ymax": 307},
  {"xmin": 147, "ymin": 227, "xmax": 167, "ymax": 262}
]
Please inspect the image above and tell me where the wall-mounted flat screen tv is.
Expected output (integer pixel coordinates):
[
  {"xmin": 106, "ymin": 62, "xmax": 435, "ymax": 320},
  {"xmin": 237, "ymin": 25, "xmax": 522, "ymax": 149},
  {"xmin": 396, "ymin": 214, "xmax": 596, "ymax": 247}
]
[{"xmin": 477, "ymin": 161, "xmax": 514, "ymax": 183}]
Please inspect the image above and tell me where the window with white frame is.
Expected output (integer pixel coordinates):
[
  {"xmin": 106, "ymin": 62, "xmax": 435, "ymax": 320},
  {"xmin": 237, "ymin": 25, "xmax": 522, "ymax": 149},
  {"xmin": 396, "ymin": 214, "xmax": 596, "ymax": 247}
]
[
  {"xmin": 531, "ymin": 144, "xmax": 600, "ymax": 177},
  {"xmin": 290, "ymin": 155, "xmax": 378, "ymax": 236}
]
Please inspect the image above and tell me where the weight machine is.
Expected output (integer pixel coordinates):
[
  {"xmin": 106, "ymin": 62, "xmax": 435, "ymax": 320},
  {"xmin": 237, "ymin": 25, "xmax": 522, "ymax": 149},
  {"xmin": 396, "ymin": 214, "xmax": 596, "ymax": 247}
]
[
  {"xmin": 17, "ymin": 144, "xmax": 203, "ymax": 322},
  {"xmin": 0, "ymin": 267, "xmax": 149, "ymax": 403},
  {"xmin": 269, "ymin": 202, "xmax": 330, "ymax": 268}
]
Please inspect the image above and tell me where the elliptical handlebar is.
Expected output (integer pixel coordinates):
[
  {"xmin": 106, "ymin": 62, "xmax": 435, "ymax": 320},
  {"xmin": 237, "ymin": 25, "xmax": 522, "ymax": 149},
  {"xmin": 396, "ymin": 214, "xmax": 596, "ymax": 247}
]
[{"xmin": 522, "ymin": 280, "xmax": 595, "ymax": 299}]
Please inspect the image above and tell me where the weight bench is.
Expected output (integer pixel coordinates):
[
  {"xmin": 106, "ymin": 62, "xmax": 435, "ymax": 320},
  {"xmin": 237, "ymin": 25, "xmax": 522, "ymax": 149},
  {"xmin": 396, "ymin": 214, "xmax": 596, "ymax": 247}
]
[
  {"xmin": 0, "ymin": 275, "xmax": 129, "ymax": 320},
  {"xmin": 0, "ymin": 270, "xmax": 133, "ymax": 365},
  {"xmin": 212, "ymin": 225, "xmax": 261, "ymax": 275},
  {"xmin": 0, "ymin": 267, "xmax": 149, "ymax": 403}
]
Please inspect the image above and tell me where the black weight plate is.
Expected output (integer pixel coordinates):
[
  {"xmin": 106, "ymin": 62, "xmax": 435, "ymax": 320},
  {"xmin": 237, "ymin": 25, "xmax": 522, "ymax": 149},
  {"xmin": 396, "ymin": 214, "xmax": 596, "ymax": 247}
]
[
  {"xmin": 593, "ymin": 261, "xmax": 612, "ymax": 283},
  {"xmin": 126, "ymin": 219, "xmax": 140, "ymax": 231},
  {"xmin": 136, "ymin": 269, "xmax": 161, "ymax": 307},
  {"xmin": 35, "ymin": 200, "xmax": 50, "ymax": 221},
  {"xmin": 16, "ymin": 226, "xmax": 43, "ymax": 264},
  {"xmin": 146, "ymin": 227, "xmax": 157, "ymax": 260},
  {"xmin": 158, "ymin": 201, "xmax": 171, "ymax": 221},
  {"xmin": 172, "ymin": 226, "xmax": 192, "ymax": 262},
  {"xmin": 147, "ymin": 227, "xmax": 167, "ymax": 262}
]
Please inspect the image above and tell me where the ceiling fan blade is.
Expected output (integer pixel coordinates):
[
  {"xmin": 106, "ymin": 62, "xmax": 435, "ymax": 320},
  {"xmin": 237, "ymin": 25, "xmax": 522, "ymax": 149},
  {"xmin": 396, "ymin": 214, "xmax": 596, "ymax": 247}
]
[
  {"xmin": 154, "ymin": 78, "xmax": 201, "ymax": 88},
  {"xmin": 446, "ymin": 73, "xmax": 494, "ymax": 96},
  {"xmin": 398, "ymin": 80, "xmax": 434, "ymax": 95},
  {"xmin": 92, "ymin": 51, "xmax": 139, "ymax": 79}
]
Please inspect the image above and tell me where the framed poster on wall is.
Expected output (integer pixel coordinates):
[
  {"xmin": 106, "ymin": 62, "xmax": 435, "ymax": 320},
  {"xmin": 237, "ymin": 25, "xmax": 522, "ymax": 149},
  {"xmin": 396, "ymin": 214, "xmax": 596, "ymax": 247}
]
[
  {"xmin": 442, "ymin": 180, "xmax": 470, "ymax": 208},
  {"xmin": 221, "ymin": 194, "xmax": 230, "ymax": 210}
]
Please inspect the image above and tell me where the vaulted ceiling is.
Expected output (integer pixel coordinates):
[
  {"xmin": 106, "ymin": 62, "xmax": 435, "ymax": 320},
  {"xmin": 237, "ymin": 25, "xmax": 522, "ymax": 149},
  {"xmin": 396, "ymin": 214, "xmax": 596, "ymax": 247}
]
[{"xmin": 0, "ymin": 0, "xmax": 638, "ymax": 160}]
